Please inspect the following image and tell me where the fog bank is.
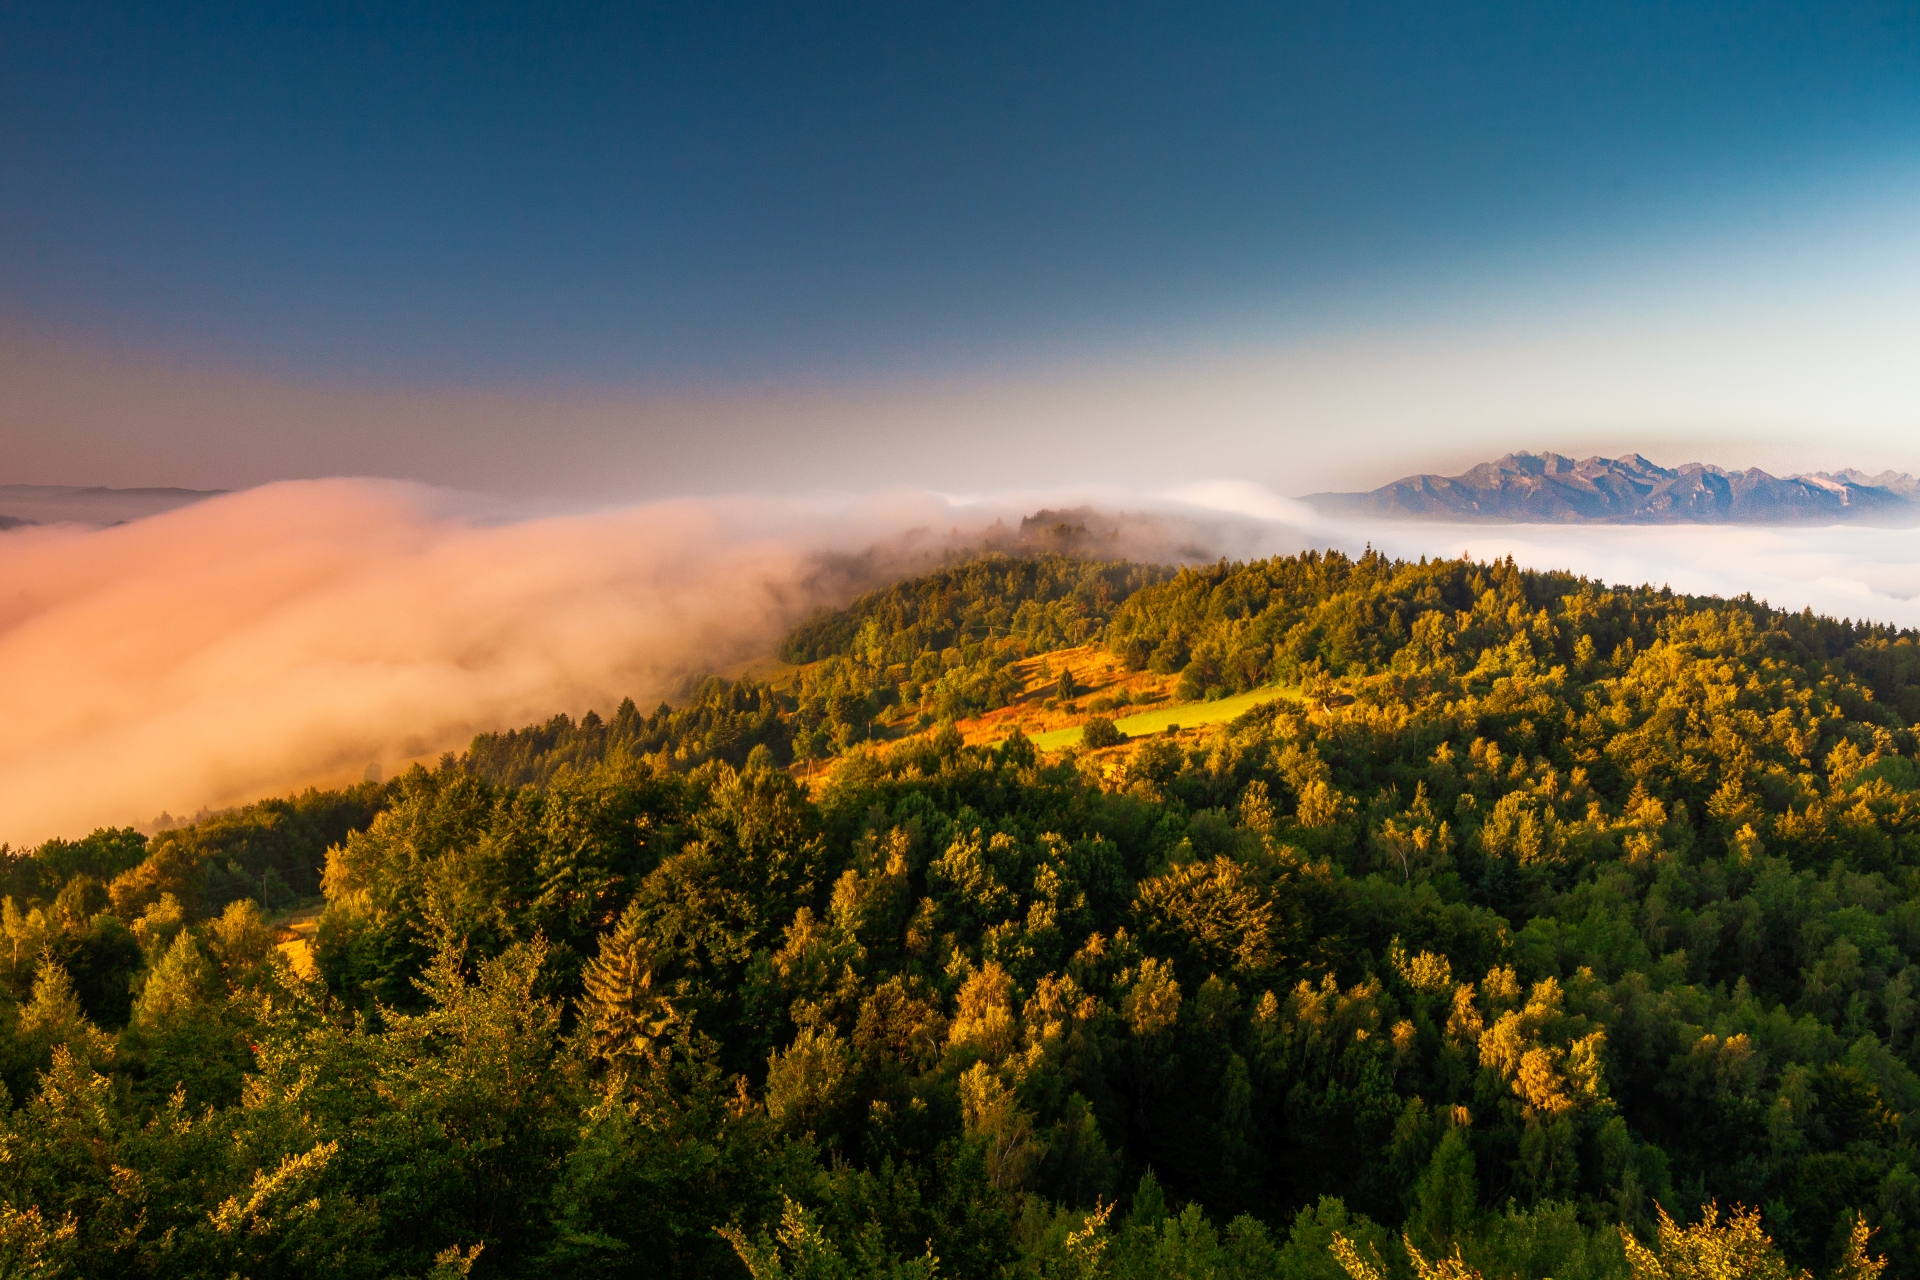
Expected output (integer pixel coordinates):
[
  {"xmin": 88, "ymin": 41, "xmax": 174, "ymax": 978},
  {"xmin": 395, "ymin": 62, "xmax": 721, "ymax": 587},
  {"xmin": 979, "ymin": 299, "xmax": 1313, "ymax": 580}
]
[{"xmin": 0, "ymin": 481, "xmax": 986, "ymax": 844}]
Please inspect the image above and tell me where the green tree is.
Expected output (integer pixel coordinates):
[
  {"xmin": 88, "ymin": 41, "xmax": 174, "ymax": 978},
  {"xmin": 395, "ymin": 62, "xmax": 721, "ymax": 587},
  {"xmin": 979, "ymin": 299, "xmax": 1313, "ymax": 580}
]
[
  {"xmin": 722, "ymin": 1196, "xmax": 939, "ymax": 1280},
  {"xmin": 1406, "ymin": 1128, "xmax": 1480, "ymax": 1256}
]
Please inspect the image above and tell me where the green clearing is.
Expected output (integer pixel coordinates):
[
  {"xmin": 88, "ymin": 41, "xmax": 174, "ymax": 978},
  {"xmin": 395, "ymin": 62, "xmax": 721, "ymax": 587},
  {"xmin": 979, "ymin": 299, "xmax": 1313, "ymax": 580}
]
[{"xmin": 1026, "ymin": 683, "xmax": 1300, "ymax": 749}]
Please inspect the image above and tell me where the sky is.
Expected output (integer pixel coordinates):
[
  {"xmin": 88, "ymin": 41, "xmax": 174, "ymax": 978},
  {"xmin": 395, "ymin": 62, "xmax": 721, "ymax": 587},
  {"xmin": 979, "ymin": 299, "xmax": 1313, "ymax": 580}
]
[{"xmin": 3, "ymin": 2, "xmax": 1920, "ymax": 495}]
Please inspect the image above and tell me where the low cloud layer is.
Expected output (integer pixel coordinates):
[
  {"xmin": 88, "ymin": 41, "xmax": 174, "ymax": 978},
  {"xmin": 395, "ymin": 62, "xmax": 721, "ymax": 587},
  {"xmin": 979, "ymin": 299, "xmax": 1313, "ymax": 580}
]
[
  {"xmin": 1351, "ymin": 521, "xmax": 1920, "ymax": 630},
  {"xmin": 1175, "ymin": 481, "xmax": 1920, "ymax": 627},
  {"xmin": 0, "ymin": 480, "xmax": 1007, "ymax": 844},
  {"xmin": 5, "ymin": 478, "xmax": 1919, "ymax": 846}
]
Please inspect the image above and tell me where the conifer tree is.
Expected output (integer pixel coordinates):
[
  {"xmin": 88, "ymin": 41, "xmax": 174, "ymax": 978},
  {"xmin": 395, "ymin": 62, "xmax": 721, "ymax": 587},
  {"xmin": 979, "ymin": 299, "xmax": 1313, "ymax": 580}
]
[{"xmin": 578, "ymin": 900, "xmax": 676, "ymax": 1067}]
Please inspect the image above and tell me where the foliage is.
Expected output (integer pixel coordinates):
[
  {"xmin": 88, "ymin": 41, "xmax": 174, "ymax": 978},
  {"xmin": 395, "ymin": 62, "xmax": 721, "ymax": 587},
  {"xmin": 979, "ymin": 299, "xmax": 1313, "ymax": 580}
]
[
  {"xmin": 466, "ymin": 677, "xmax": 795, "ymax": 786},
  {"xmin": 783, "ymin": 553, "xmax": 1172, "ymax": 732}
]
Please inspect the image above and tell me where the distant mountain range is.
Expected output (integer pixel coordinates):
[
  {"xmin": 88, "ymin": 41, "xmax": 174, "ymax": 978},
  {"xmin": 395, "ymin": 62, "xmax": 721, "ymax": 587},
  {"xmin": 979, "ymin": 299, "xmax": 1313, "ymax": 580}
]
[
  {"xmin": 1304, "ymin": 452, "xmax": 1920, "ymax": 524},
  {"xmin": 0, "ymin": 484, "xmax": 225, "ymax": 528}
]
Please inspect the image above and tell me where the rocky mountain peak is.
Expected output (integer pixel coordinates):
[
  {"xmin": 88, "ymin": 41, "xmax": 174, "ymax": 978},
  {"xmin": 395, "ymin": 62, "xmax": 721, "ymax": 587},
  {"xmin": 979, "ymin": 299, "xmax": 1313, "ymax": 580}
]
[{"xmin": 1304, "ymin": 453, "xmax": 1920, "ymax": 524}]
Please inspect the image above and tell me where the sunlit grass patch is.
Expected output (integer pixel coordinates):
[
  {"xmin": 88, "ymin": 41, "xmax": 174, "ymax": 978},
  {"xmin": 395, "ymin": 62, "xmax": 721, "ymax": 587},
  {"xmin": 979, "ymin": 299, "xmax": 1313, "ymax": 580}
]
[{"xmin": 1026, "ymin": 682, "xmax": 1301, "ymax": 749}]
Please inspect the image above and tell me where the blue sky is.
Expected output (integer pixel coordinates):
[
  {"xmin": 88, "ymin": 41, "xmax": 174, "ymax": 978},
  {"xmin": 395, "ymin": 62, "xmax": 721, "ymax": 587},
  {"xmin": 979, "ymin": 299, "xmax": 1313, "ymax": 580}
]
[{"xmin": 3, "ymin": 2, "xmax": 1918, "ymax": 493}]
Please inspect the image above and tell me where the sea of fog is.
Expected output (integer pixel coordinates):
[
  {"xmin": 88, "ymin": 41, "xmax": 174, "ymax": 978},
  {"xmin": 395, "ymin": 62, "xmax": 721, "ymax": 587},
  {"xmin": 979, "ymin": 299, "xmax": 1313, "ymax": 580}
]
[
  {"xmin": 2, "ymin": 477, "xmax": 1918, "ymax": 844},
  {"xmin": 1178, "ymin": 482, "xmax": 1920, "ymax": 630},
  {"xmin": 1359, "ymin": 520, "xmax": 1920, "ymax": 627}
]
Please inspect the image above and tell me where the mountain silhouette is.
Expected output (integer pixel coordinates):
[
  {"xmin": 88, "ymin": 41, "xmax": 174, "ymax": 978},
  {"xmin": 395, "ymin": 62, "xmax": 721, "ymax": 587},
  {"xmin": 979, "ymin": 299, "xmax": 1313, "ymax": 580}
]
[{"xmin": 1305, "ymin": 452, "xmax": 1920, "ymax": 524}]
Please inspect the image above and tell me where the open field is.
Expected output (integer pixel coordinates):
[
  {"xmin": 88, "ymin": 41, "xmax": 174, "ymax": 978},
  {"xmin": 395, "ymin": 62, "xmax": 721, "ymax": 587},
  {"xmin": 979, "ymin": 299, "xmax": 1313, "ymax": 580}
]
[
  {"xmin": 793, "ymin": 641, "xmax": 1305, "ymax": 794},
  {"xmin": 795, "ymin": 642, "xmax": 1195, "ymax": 789},
  {"xmin": 272, "ymin": 904, "xmax": 322, "ymax": 980},
  {"xmin": 1027, "ymin": 682, "xmax": 1302, "ymax": 749},
  {"xmin": 948, "ymin": 643, "xmax": 1184, "ymax": 745}
]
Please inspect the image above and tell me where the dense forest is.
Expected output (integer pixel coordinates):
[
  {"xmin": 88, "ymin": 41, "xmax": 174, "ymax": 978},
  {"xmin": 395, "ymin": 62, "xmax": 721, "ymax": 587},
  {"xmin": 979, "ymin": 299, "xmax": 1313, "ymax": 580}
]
[
  {"xmin": 5, "ymin": 547, "xmax": 1920, "ymax": 1279},
  {"xmin": 461, "ymin": 553, "xmax": 1173, "ymax": 785}
]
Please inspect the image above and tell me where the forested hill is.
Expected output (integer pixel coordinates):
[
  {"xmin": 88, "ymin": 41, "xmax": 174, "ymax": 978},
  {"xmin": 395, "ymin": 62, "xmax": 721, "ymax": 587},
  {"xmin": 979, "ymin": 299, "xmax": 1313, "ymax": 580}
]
[
  {"xmin": 779, "ymin": 553, "xmax": 1169, "ymax": 665},
  {"xmin": 463, "ymin": 552, "xmax": 1174, "ymax": 786},
  {"xmin": 6, "ymin": 548, "xmax": 1920, "ymax": 1278},
  {"xmin": 465, "ymin": 547, "xmax": 1920, "ymax": 788}
]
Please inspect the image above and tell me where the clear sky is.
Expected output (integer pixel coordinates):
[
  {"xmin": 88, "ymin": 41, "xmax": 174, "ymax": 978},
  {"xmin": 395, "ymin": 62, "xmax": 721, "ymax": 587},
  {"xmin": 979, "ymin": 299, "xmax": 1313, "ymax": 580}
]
[{"xmin": 3, "ymin": 2, "xmax": 1918, "ymax": 496}]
